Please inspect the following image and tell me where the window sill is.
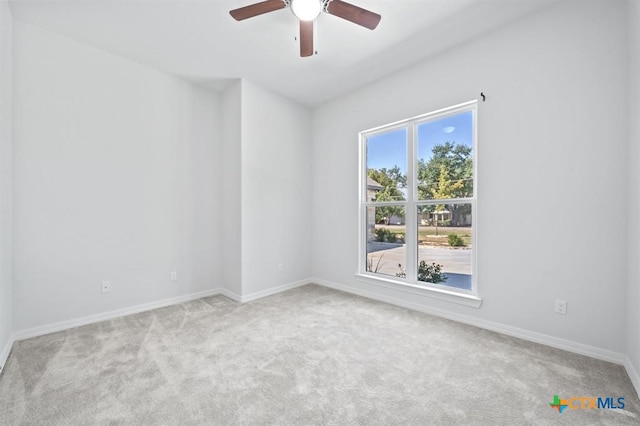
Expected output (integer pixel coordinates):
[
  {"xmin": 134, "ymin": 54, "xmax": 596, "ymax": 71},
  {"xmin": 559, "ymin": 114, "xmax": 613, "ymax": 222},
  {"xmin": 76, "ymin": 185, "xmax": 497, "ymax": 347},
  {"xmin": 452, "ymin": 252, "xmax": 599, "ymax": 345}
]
[{"xmin": 354, "ymin": 273, "xmax": 482, "ymax": 308}]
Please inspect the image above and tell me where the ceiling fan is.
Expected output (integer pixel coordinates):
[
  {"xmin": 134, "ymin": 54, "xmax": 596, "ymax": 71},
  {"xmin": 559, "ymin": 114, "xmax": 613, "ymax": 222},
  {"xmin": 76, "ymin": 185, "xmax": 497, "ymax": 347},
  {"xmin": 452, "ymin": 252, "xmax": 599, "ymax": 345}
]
[{"xmin": 229, "ymin": 0, "xmax": 381, "ymax": 57}]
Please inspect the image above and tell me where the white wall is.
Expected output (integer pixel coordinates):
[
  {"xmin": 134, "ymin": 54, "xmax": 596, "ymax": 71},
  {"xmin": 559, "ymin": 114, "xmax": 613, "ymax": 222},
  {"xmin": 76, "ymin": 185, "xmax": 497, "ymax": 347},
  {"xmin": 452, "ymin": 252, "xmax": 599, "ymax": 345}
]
[
  {"xmin": 312, "ymin": 0, "xmax": 628, "ymax": 355},
  {"xmin": 221, "ymin": 81, "xmax": 242, "ymax": 297},
  {"xmin": 12, "ymin": 21, "xmax": 222, "ymax": 331},
  {"xmin": 240, "ymin": 80, "xmax": 312, "ymax": 296},
  {"xmin": 627, "ymin": 0, "xmax": 640, "ymax": 394},
  {"xmin": 0, "ymin": 1, "xmax": 13, "ymax": 368}
]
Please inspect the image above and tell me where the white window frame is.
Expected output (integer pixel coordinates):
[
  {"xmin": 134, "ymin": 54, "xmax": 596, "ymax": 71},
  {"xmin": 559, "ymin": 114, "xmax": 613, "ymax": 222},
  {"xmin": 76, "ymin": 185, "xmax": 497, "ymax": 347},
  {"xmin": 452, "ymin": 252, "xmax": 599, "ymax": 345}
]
[{"xmin": 357, "ymin": 100, "xmax": 481, "ymax": 308}]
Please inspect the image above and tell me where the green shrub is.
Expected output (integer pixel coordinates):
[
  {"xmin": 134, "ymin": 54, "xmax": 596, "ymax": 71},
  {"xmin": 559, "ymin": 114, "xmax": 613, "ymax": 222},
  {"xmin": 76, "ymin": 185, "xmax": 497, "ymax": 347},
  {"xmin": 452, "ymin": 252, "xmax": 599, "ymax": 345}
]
[
  {"xmin": 448, "ymin": 234, "xmax": 465, "ymax": 247},
  {"xmin": 396, "ymin": 261, "xmax": 448, "ymax": 283},
  {"xmin": 375, "ymin": 228, "xmax": 397, "ymax": 243},
  {"xmin": 374, "ymin": 228, "xmax": 387, "ymax": 242},
  {"xmin": 417, "ymin": 261, "xmax": 448, "ymax": 283}
]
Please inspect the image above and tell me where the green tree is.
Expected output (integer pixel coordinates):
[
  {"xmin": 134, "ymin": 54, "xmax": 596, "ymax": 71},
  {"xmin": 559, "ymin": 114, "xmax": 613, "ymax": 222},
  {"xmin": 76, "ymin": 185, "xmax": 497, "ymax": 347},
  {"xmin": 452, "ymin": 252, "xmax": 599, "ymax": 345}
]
[
  {"xmin": 418, "ymin": 142, "xmax": 472, "ymax": 227},
  {"xmin": 431, "ymin": 164, "xmax": 464, "ymax": 200},
  {"xmin": 431, "ymin": 165, "xmax": 464, "ymax": 235},
  {"xmin": 368, "ymin": 166, "xmax": 406, "ymax": 225},
  {"xmin": 368, "ymin": 166, "xmax": 406, "ymax": 195},
  {"xmin": 418, "ymin": 142, "xmax": 472, "ymax": 199}
]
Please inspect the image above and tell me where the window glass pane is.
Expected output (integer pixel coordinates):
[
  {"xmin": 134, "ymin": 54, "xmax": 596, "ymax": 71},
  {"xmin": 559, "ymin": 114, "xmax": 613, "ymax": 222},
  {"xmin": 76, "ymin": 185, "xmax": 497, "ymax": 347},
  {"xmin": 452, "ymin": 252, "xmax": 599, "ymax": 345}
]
[
  {"xmin": 417, "ymin": 203, "xmax": 472, "ymax": 290},
  {"xmin": 417, "ymin": 111, "xmax": 473, "ymax": 200},
  {"xmin": 366, "ymin": 128, "xmax": 407, "ymax": 202},
  {"xmin": 366, "ymin": 206, "xmax": 406, "ymax": 278}
]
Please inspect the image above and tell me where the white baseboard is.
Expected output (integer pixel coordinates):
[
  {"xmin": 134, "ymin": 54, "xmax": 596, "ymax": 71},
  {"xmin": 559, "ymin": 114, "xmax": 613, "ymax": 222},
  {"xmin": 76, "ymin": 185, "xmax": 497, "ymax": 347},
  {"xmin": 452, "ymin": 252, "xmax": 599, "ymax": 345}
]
[
  {"xmin": 239, "ymin": 278, "xmax": 312, "ymax": 303},
  {"xmin": 313, "ymin": 277, "xmax": 625, "ymax": 365},
  {"xmin": 219, "ymin": 288, "xmax": 242, "ymax": 302},
  {"xmin": 13, "ymin": 288, "xmax": 224, "ymax": 341},
  {"xmin": 625, "ymin": 356, "xmax": 640, "ymax": 398},
  {"xmin": 11, "ymin": 280, "xmax": 314, "ymax": 342},
  {"xmin": 0, "ymin": 334, "xmax": 14, "ymax": 374}
]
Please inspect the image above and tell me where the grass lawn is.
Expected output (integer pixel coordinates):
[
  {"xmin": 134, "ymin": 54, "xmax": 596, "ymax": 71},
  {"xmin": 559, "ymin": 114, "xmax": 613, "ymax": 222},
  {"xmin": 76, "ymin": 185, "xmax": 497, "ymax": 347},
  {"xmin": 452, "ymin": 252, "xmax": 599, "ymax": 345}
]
[{"xmin": 419, "ymin": 227, "xmax": 472, "ymax": 246}]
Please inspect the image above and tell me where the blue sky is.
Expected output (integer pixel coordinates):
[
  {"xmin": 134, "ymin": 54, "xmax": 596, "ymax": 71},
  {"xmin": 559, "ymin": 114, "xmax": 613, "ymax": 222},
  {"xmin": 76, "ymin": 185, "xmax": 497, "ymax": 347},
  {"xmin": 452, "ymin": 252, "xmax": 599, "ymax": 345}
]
[{"xmin": 367, "ymin": 111, "xmax": 473, "ymax": 174}]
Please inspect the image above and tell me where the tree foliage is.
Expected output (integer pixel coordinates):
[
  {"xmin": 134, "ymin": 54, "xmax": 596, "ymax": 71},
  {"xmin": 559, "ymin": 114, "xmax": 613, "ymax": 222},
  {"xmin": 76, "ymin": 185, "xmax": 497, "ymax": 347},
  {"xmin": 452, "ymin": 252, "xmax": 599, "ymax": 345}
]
[
  {"xmin": 431, "ymin": 164, "xmax": 464, "ymax": 203},
  {"xmin": 418, "ymin": 142, "xmax": 472, "ymax": 201},
  {"xmin": 418, "ymin": 142, "xmax": 472, "ymax": 227},
  {"xmin": 368, "ymin": 166, "xmax": 406, "ymax": 224}
]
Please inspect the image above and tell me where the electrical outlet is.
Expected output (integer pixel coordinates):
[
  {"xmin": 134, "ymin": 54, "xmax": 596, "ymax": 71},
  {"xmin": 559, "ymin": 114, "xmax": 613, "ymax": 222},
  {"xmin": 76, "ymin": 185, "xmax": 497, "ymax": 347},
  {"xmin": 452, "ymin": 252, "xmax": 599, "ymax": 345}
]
[
  {"xmin": 555, "ymin": 299, "xmax": 567, "ymax": 315},
  {"xmin": 170, "ymin": 271, "xmax": 177, "ymax": 282},
  {"xmin": 101, "ymin": 281, "xmax": 111, "ymax": 293},
  {"xmin": 277, "ymin": 263, "xmax": 284, "ymax": 272}
]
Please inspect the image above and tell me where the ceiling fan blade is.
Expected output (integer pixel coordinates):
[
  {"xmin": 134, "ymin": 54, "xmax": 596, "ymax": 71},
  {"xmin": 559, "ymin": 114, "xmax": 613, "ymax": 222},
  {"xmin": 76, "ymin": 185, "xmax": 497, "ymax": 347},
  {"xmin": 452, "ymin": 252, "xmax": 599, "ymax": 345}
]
[
  {"xmin": 229, "ymin": 0, "xmax": 286, "ymax": 21},
  {"xmin": 300, "ymin": 20, "xmax": 314, "ymax": 57},
  {"xmin": 326, "ymin": 0, "xmax": 381, "ymax": 30}
]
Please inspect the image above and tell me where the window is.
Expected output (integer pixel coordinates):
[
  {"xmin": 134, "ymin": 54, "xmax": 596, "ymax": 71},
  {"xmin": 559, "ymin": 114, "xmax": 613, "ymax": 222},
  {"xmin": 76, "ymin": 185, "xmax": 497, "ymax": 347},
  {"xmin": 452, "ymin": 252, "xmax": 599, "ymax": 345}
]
[{"xmin": 360, "ymin": 101, "xmax": 477, "ymax": 298}]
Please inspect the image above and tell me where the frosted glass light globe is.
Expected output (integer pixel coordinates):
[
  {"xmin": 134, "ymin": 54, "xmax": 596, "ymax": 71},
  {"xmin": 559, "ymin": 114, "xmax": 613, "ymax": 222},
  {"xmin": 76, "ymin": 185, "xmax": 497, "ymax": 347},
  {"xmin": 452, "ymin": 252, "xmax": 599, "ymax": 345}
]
[{"xmin": 291, "ymin": 0, "xmax": 322, "ymax": 21}]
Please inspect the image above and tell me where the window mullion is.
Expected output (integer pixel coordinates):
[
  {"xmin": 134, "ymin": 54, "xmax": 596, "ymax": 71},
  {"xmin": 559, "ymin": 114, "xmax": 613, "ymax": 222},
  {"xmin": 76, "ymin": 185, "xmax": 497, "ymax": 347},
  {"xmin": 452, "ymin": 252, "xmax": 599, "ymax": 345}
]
[{"xmin": 405, "ymin": 124, "xmax": 417, "ymax": 282}]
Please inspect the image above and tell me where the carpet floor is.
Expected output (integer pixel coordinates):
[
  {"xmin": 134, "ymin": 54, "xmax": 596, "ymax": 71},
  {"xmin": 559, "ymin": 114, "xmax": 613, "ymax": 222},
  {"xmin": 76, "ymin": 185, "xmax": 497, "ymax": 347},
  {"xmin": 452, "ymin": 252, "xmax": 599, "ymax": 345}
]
[{"xmin": 0, "ymin": 284, "xmax": 638, "ymax": 425}]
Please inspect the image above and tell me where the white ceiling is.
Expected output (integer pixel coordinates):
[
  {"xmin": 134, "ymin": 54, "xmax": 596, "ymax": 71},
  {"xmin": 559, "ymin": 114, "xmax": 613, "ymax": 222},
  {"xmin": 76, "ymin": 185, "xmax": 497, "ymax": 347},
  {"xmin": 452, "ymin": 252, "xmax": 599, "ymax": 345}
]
[{"xmin": 8, "ymin": 0, "xmax": 560, "ymax": 106}]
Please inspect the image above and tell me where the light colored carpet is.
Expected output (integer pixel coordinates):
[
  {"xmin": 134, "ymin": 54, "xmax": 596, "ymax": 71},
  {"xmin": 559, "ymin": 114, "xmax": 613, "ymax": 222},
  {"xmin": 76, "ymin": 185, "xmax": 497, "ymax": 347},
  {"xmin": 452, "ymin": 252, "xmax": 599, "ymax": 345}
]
[{"xmin": 0, "ymin": 284, "xmax": 638, "ymax": 425}]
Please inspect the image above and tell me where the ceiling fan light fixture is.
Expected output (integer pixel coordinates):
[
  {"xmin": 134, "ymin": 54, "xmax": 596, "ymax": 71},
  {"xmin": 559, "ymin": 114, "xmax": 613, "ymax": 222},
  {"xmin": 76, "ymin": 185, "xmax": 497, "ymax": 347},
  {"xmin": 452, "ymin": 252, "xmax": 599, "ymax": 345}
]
[{"xmin": 290, "ymin": 0, "xmax": 322, "ymax": 21}]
